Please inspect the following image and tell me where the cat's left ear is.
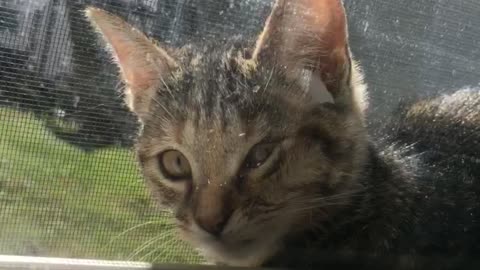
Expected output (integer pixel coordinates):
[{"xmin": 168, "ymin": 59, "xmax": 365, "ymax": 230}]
[
  {"xmin": 85, "ymin": 7, "xmax": 178, "ymax": 118},
  {"xmin": 253, "ymin": 0, "xmax": 366, "ymax": 112}
]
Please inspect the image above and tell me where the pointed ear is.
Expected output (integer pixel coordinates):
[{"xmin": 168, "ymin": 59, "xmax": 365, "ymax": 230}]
[
  {"xmin": 85, "ymin": 7, "xmax": 178, "ymax": 118},
  {"xmin": 253, "ymin": 0, "xmax": 359, "ymax": 109}
]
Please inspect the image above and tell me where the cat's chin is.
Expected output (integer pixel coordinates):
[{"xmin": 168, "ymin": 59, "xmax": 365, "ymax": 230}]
[
  {"xmin": 197, "ymin": 235, "xmax": 280, "ymax": 267},
  {"xmin": 179, "ymin": 223, "xmax": 284, "ymax": 267}
]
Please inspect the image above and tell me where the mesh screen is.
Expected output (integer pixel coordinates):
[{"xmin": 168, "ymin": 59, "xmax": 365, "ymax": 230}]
[
  {"xmin": 1, "ymin": 0, "xmax": 479, "ymax": 265},
  {"xmin": 0, "ymin": 0, "xmax": 273, "ymax": 264}
]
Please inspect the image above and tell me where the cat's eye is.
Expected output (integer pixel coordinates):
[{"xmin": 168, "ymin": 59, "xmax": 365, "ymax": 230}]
[
  {"xmin": 244, "ymin": 143, "xmax": 277, "ymax": 169},
  {"xmin": 158, "ymin": 150, "xmax": 192, "ymax": 180}
]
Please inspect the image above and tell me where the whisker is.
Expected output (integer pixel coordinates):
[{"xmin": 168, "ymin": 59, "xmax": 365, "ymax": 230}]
[
  {"xmin": 127, "ymin": 237, "xmax": 160, "ymax": 261},
  {"xmin": 159, "ymin": 77, "xmax": 175, "ymax": 99},
  {"xmin": 102, "ymin": 221, "xmax": 174, "ymax": 252},
  {"xmin": 286, "ymin": 189, "xmax": 365, "ymax": 206},
  {"xmin": 137, "ymin": 232, "xmax": 176, "ymax": 262},
  {"xmin": 150, "ymin": 235, "xmax": 182, "ymax": 263},
  {"xmin": 280, "ymin": 181, "xmax": 398, "ymax": 216},
  {"xmin": 305, "ymin": 191, "xmax": 365, "ymax": 203},
  {"xmin": 127, "ymin": 230, "xmax": 175, "ymax": 260},
  {"xmin": 286, "ymin": 201, "xmax": 353, "ymax": 214},
  {"xmin": 151, "ymin": 96, "xmax": 175, "ymax": 119},
  {"xmin": 139, "ymin": 245, "xmax": 163, "ymax": 262}
]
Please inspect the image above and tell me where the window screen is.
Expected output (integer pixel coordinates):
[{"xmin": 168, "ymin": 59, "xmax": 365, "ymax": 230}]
[{"xmin": 1, "ymin": 0, "xmax": 479, "ymax": 265}]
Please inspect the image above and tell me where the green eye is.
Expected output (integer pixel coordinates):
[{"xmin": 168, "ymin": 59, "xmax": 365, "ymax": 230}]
[
  {"xmin": 158, "ymin": 150, "xmax": 192, "ymax": 180},
  {"xmin": 244, "ymin": 143, "xmax": 276, "ymax": 169}
]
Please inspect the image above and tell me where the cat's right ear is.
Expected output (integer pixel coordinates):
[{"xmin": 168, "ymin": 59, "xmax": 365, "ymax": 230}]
[{"xmin": 85, "ymin": 7, "xmax": 178, "ymax": 119}]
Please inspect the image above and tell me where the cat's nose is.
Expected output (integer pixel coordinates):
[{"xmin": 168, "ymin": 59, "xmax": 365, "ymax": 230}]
[
  {"xmin": 195, "ymin": 210, "xmax": 232, "ymax": 237},
  {"xmin": 193, "ymin": 186, "xmax": 233, "ymax": 237}
]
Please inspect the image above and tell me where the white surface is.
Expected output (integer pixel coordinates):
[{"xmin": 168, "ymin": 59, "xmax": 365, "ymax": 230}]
[{"xmin": 0, "ymin": 255, "xmax": 151, "ymax": 270}]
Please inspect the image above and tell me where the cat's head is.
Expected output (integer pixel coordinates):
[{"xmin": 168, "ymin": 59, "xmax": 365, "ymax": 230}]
[{"xmin": 86, "ymin": 0, "xmax": 368, "ymax": 266}]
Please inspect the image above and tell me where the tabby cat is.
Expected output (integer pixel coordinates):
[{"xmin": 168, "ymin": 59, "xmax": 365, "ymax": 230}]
[{"xmin": 85, "ymin": 0, "xmax": 480, "ymax": 268}]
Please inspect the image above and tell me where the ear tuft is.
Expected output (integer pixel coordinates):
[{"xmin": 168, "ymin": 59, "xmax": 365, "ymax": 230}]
[{"xmin": 85, "ymin": 7, "xmax": 178, "ymax": 117}]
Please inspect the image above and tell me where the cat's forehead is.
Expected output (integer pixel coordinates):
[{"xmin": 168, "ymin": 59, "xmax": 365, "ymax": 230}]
[
  {"xmin": 140, "ymin": 41, "xmax": 307, "ymax": 149},
  {"xmin": 167, "ymin": 43, "xmax": 278, "ymax": 118},
  {"xmin": 174, "ymin": 41, "xmax": 305, "ymax": 105},
  {"xmin": 178, "ymin": 41, "xmax": 255, "ymax": 78}
]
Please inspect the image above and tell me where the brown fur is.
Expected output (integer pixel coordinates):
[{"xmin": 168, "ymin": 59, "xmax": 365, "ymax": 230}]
[
  {"xmin": 85, "ymin": 0, "xmax": 479, "ymax": 268},
  {"xmin": 85, "ymin": 0, "xmax": 371, "ymax": 266}
]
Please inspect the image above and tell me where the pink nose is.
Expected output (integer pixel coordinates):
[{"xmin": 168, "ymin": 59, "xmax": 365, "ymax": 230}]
[
  {"xmin": 195, "ymin": 210, "xmax": 232, "ymax": 236},
  {"xmin": 193, "ymin": 186, "xmax": 233, "ymax": 237}
]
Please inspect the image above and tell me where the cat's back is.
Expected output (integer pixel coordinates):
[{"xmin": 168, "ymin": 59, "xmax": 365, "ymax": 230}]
[
  {"xmin": 385, "ymin": 88, "xmax": 480, "ymax": 255},
  {"xmin": 393, "ymin": 88, "xmax": 480, "ymax": 154},
  {"xmin": 389, "ymin": 88, "xmax": 480, "ymax": 175}
]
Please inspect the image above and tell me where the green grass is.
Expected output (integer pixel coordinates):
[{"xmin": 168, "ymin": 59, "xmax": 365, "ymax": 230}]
[{"xmin": 0, "ymin": 108, "xmax": 202, "ymax": 264}]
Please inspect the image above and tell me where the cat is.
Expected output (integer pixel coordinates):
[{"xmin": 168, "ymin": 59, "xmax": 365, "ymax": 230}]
[{"xmin": 85, "ymin": 0, "xmax": 480, "ymax": 268}]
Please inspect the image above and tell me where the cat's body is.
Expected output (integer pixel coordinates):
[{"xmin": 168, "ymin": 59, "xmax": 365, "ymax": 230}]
[
  {"xmin": 85, "ymin": 0, "xmax": 480, "ymax": 268},
  {"xmin": 268, "ymin": 90, "xmax": 480, "ymax": 267}
]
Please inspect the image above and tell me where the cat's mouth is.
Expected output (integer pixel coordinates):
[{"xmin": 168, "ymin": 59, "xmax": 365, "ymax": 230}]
[
  {"xmin": 199, "ymin": 234, "xmax": 272, "ymax": 266},
  {"xmin": 176, "ymin": 219, "xmax": 286, "ymax": 266},
  {"xmin": 178, "ymin": 223, "xmax": 257, "ymax": 248}
]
